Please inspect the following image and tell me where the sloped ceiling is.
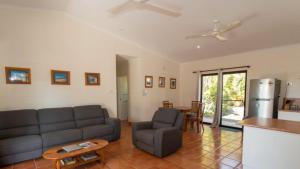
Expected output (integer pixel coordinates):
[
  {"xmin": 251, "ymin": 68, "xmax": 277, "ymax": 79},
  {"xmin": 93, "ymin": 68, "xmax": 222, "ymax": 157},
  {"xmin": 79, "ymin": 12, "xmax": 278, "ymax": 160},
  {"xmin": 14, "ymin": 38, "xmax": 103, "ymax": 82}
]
[{"xmin": 0, "ymin": 0, "xmax": 300, "ymax": 62}]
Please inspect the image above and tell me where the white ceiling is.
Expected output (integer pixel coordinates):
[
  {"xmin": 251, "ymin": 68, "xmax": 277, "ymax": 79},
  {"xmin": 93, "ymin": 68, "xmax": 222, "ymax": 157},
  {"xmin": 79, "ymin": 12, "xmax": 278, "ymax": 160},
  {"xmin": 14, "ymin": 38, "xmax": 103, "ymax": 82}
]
[{"xmin": 0, "ymin": 0, "xmax": 300, "ymax": 62}]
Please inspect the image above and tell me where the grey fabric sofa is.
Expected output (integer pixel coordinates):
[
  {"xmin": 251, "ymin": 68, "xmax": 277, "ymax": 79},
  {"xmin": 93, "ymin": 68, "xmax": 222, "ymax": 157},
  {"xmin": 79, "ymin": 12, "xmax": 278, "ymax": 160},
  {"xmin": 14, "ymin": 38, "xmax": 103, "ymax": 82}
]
[
  {"xmin": 0, "ymin": 105, "xmax": 120, "ymax": 166},
  {"xmin": 132, "ymin": 108, "xmax": 184, "ymax": 157},
  {"xmin": 0, "ymin": 110, "xmax": 42, "ymax": 165},
  {"xmin": 74, "ymin": 105, "xmax": 121, "ymax": 141},
  {"xmin": 38, "ymin": 107, "xmax": 82, "ymax": 152}
]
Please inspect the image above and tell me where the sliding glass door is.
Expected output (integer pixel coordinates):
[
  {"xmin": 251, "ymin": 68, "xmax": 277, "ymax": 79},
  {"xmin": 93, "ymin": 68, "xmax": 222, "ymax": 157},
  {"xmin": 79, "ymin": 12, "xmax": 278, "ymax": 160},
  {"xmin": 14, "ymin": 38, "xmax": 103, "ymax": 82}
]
[
  {"xmin": 221, "ymin": 71, "xmax": 247, "ymax": 128},
  {"xmin": 201, "ymin": 74, "xmax": 218, "ymax": 123},
  {"xmin": 200, "ymin": 71, "xmax": 247, "ymax": 128}
]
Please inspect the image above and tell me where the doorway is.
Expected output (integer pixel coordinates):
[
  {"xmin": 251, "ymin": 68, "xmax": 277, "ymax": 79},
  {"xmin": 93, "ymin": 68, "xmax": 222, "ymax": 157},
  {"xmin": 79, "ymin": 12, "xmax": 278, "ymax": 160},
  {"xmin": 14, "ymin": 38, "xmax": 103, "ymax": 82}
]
[
  {"xmin": 200, "ymin": 71, "xmax": 247, "ymax": 129},
  {"xmin": 116, "ymin": 56, "xmax": 129, "ymax": 121}
]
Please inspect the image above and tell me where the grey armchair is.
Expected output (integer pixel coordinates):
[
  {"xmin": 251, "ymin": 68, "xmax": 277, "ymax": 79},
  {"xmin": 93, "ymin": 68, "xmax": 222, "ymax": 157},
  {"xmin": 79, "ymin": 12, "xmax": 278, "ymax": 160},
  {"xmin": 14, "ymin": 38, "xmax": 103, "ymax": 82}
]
[{"xmin": 132, "ymin": 108, "xmax": 184, "ymax": 157}]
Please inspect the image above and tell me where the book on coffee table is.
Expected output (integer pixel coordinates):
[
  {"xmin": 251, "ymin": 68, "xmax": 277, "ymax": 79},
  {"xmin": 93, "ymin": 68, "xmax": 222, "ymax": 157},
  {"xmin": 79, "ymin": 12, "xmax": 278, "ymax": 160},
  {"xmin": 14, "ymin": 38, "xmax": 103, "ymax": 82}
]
[
  {"xmin": 62, "ymin": 144, "xmax": 82, "ymax": 152},
  {"xmin": 60, "ymin": 157, "xmax": 76, "ymax": 166},
  {"xmin": 80, "ymin": 153, "xmax": 98, "ymax": 161}
]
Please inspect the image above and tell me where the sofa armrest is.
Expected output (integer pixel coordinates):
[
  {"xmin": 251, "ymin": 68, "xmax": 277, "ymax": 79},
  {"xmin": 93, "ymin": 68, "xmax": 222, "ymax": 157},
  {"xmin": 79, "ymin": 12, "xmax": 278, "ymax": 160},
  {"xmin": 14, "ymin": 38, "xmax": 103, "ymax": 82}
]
[
  {"xmin": 154, "ymin": 127, "xmax": 182, "ymax": 157},
  {"xmin": 132, "ymin": 121, "xmax": 152, "ymax": 146},
  {"xmin": 105, "ymin": 118, "xmax": 121, "ymax": 141}
]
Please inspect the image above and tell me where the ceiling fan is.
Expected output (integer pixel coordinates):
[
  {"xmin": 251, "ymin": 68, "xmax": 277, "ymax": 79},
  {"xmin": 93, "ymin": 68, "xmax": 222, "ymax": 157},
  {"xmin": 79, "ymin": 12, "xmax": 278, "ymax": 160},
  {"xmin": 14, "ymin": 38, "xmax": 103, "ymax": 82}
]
[
  {"xmin": 108, "ymin": 0, "xmax": 181, "ymax": 17},
  {"xmin": 186, "ymin": 20, "xmax": 242, "ymax": 41}
]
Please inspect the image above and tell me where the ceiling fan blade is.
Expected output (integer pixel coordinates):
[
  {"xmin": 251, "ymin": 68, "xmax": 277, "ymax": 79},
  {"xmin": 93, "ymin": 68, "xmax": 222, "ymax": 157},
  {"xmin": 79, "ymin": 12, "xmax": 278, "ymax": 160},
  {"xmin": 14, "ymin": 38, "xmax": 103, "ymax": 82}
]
[
  {"xmin": 141, "ymin": 2, "xmax": 181, "ymax": 17},
  {"xmin": 220, "ymin": 20, "xmax": 241, "ymax": 33},
  {"xmin": 186, "ymin": 31, "xmax": 215, "ymax": 39},
  {"xmin": 108, "ymin": 0, "xmax": 137, "ymax": 15},
  {"xmin": 215, "ymin": 34, "xmax": 227, "ymax": 41},
  {"xmin": 186, "ymin": 34, "xmax": 203, "ymax": 39}
]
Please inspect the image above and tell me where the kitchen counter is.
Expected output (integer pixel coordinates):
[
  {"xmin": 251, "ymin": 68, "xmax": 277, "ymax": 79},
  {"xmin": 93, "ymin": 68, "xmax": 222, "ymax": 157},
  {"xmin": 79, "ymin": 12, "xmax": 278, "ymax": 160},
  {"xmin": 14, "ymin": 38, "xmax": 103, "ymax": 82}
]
[
  {"xmin": 240, "ymin": 117, "xmax": 300, "ymax": 134},
  {"xmin": 278, "ymin": 110, "xmax": 300, "ymax": 122},
  {"xmin": 241, "ymin": 117, "xmax": 300, "ymax": 169}
]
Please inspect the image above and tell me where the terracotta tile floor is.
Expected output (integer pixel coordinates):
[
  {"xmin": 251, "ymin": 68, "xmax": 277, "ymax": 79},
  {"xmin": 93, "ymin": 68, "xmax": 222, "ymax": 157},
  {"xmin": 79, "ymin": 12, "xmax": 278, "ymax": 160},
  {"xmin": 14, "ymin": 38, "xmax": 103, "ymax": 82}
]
[{"xmin": 1, "ymin": 123, "xmax": 243, "ymax": 169}]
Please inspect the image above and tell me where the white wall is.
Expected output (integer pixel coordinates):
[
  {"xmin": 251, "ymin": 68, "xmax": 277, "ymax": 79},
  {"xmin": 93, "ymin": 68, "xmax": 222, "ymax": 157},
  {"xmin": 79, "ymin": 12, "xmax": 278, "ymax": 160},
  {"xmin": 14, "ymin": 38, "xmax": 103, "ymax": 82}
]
[
  {"xmin": 180, "ymin": 43, "xmax": 300, "ymax": 113},
  {"xmin": 0, "ymin": 6, "xmax": 180, "ymax": 120}
]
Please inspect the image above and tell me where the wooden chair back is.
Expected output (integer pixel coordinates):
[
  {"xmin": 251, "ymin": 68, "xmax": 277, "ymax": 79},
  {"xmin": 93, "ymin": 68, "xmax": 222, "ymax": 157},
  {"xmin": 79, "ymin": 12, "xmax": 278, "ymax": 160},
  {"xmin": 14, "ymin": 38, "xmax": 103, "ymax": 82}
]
[
  {"xmin": 191, "ymin": 101, "xmax": 205, "ymax": 119},
  {"xmin": 191, "ymin": 101, "xmax": 201, "ymax": 114},
  {"xmin": 163, "ymin": 101, "xmax": 170, "ymax": 108},
  {"xmin": 198, "ymin": 103, "xmax": 205, "ymax": 120}
]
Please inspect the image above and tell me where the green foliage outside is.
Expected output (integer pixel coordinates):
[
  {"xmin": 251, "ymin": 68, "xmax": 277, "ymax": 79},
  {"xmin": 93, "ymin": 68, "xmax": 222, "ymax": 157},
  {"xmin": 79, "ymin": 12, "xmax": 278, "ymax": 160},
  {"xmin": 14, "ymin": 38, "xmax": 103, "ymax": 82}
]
[{"xmin": 201, "ymin": 73, "xmax": 246, "ymax": 118}]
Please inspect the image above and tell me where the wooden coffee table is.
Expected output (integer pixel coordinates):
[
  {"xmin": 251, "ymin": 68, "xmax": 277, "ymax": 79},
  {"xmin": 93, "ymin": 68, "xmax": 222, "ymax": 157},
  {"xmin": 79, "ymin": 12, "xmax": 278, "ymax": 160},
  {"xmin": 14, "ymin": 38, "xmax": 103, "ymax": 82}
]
[{"xmin": 43, "ymin": 139, "xmax": 109, "ymax": 169}]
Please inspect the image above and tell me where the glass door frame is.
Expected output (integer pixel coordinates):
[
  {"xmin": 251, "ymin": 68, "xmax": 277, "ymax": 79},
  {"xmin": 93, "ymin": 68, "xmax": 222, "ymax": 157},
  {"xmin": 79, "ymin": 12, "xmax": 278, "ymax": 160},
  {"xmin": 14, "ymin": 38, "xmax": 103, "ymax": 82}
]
[
  {"xmin": 199, "ymin": 70, "xmax": 248, "ymax": 129},
  {"xmin": 200, "ymin": 73, "xmax": 219, "ymax": 124},
  {"xmin": 219, "ymin": 70, "xmax": 248, "ymax": 129}
]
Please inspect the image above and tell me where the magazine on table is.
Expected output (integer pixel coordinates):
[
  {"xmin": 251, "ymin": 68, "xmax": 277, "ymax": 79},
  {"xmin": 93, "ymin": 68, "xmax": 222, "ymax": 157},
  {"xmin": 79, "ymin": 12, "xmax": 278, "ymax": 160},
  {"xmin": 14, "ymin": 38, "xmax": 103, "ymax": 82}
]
[
  {"xmin": 62, "ymin": 144, "xmax": 82, "ymax": 152},
  {"xmin": 78, "ymin": 142, "xmax": 96, "ymax": 148}
]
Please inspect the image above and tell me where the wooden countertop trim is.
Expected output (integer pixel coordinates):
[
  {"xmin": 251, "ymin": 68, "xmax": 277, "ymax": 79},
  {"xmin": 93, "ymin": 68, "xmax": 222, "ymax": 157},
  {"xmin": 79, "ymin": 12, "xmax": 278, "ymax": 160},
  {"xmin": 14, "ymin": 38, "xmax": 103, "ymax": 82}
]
[{"xmin": 240, "ymin": 117, "xmax": 300, "ymax": 134}]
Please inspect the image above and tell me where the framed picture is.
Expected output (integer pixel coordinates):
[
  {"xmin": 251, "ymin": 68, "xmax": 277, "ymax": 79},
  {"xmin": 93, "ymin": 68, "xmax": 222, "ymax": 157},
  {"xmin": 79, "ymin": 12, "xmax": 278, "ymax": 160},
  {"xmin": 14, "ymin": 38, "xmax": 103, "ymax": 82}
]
[
  {"xmin": 51, "ymin": 70, "xmax": 70, "ymax": 85},
  {"xmin": 5, "ymin": 67, "xmax": 31, "ymax": 84},
  {"xmin": 85, "ymin": 73, "xmax": 100, "ymax": 86},
  {"xmin": 145, "ymin": 76, "xmax": 153, "ymax": 88},
  {"xmin": 170, "ymin": 78, "xmax": 176, "ymax": 89},
  {"xmin": 158, "ymin": 77, "xmax": 165, "ymax": 88}
]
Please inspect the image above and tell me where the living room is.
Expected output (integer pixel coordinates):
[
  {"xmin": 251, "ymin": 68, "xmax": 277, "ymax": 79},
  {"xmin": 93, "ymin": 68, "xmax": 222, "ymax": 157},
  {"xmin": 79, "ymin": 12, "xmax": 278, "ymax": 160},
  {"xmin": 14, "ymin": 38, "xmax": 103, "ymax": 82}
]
[{"xmin": 1, "ymin": 1, "xmax": 300, "ymax": 169}]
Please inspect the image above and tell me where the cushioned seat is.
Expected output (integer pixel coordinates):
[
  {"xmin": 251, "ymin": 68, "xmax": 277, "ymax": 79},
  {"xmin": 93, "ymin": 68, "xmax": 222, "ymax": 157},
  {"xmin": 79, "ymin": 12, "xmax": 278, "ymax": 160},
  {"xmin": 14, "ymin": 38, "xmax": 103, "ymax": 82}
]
[
  {"xmin": 135, "ymin": 129, "xmax": 155, "ymax": 146},
  {"xmin": 38, "ymin": 107, "xmax": 82, "ymax": 151},
  {"xmin": 74, "ymin": 105, "xmax": 120, "ymax": 141},
  {"xmin": 132, "ymin": 108, "xmax": 184, "ymax": 157},
  {"xmin": 82, "ymin": 124, "xmax": 114, "ymax": 140},
  {"xmin": 41, "ymin": 129, "xmax": 82, "ymax": 149},
  {"xmin": 0, "ymin": 135, "xmax": 42, "ymax": 156}
]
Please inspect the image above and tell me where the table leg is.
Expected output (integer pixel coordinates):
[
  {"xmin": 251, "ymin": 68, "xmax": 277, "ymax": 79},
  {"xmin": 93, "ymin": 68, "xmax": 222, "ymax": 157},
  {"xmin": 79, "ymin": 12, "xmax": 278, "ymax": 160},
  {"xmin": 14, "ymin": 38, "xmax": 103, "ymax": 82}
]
[
  {"xmin": 96, "ymin": 149, "xmax": 105, "ymax": 166},
  {"xmin": 184, "ymin": 114, "xmax": 188, "ymax": 131},
  {"xmin": 54, "ymin": 160, "xmax": 61, "ymax": 169}
]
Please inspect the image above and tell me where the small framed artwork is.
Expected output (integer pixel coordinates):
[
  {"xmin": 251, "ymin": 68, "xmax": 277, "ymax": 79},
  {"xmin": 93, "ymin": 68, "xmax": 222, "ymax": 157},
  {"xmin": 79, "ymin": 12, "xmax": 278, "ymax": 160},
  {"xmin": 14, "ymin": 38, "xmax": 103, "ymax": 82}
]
[
  {"xmin": 85, "ymin": 73, "xmax": 100, "ymax": 86},
  {"xmin": 145, "ymin": 76, "xmax": 153, "ymax": 88},
  {"xmin": 5, "ymin": 67, "xmax": 31, "ymax": 84},
  {"xmin": 158, "ymin": 77, "xmax": 165, "ymax": 88},
  {"xmin": 51, "ymin": 70, "xmax": 70, "ymax": 85},
  {"xmin": 170, "ymin": 78, "xmax": 176, "ymax": 89}
]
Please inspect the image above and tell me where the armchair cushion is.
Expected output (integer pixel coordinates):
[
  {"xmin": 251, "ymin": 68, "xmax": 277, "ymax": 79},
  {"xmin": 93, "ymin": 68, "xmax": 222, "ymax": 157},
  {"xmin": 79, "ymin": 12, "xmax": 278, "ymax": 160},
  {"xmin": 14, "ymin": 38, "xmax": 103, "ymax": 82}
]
[
  {"xmin": 154, "ymin": 127, "xmax": 182, "ymax": 157},
  {"xmin": 132, "ymin": 121, "xmax": 152, "ymax": 146},
  {"xmin": 152, "ymin": 109, "xmax": 179, "ymax": 129},
  {"xmin": 135, "ymin": 129, "xmax": 155, "ymax": 146}
]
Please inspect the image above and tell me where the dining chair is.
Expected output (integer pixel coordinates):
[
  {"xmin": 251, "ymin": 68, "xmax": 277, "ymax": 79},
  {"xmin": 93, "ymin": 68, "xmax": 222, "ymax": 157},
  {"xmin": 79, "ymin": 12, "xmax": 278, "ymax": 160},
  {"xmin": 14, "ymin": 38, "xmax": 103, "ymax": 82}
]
[
  {"xmin": 162, "ymin": 101, "xmax": 173, "ymax": 108},
  {"xmin": 189, "ymin": 101, "xmax": 205, "ymax": 133},
  {"xmin": 163, "ymin": 101, "xmax": 169, "ymax": 108}
]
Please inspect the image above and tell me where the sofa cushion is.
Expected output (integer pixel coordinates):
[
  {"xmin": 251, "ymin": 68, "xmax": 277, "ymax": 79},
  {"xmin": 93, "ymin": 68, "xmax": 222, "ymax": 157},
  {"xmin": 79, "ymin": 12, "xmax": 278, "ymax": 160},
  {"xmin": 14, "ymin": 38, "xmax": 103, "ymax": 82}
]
[
  {"xmin": 38, "ymin": 107, "xmax": 75, "ymax": 133},
  {"xmin": 41, "ymin": 129, "xmax": 82, "ymax": 148},
  {"xmin": 0, "ymin": 135, "xmax": 42, "ymax": 156},
  {"xmin": 82, "ymin": 125, "xmax": 114, "ymax": 140},
  {"xmin": 74, "ymin": 105, "xmax": 106, "ymax": 128},
  {"xmin": 152, "ymin": 109, "xmax": 179, "ymax": 129},
  {"xmin": 0, "ymin": 110, "xmax": 39, "ymax": 139},
  {"xmin": 135, "ymin": 129, "xmax": 155, "ymax": 146}
]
